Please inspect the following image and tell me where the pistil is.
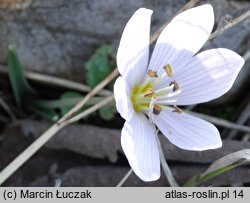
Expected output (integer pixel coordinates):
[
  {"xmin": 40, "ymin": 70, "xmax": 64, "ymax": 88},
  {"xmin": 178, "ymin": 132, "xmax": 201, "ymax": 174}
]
[{"xmin": 130, "ymin": 64, "xmax": 182, "ymax": 116}]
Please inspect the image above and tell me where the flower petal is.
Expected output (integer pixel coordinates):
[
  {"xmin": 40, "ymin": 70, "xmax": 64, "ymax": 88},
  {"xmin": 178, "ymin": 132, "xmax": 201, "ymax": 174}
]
[
  {"xmin": 114, "ymin": 76, "xmax": 134, "ymax": 121},
  {"xmin": 121, "ymin": 113, "xmax": 160, "ymax": 181},
  {"xmin": 148, "ymin": 4, "xmax": 214, "ymax": 75},
  {"xmin": 154, "ymin": 109, "xmax": 222, "ymax": 151},
  {"xmin": 117, "ymin": 8, "xmax": 152, "ymax": 87},
  {"xmin": 173, "ymin": 48, "xmax": 245, "ymax": 105}
]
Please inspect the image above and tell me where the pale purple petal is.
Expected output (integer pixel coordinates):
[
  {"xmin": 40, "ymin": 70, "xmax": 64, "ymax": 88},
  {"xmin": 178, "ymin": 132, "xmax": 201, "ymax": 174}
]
[
  {"xmin": 114, "ymin": 77, "xmax": 134, "ymax": 121},
  {"xmin": 148, "ymin": 4, "xmax": 214, "ymax": 76},
  {"xmin": 117, "ymin": 8, "xmax": 152, "ymax": 87},
  {"xmin": 121, "ymin": 113, "xmax": 160, "ymax": 181},
  {"xmin": 154, "ymin": 109, "xmax": 222, "ymax": 151},
  {"xmin": 173, "ymin": 48, "xmax": 245, "ymax": 105}
]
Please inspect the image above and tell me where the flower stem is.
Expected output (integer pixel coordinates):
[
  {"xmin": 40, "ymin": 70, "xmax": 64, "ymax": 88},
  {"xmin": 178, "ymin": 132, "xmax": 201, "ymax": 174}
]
[
  {"xmin": 155, "ymin": 131, "xmax": 179, "ymax": 187},
  {"xmin": 116, "ymin": 168, "xmax": 133, "ymax": 187}
]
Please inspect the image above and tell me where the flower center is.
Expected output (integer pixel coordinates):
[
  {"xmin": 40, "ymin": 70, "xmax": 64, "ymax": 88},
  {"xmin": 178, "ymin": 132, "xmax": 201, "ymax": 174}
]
[
  {"xmin": 130, "ymin": 64, "xmax": 182, "ymax": 116},
  {"xmin": 130, "ymin": 83, "xmax": 154, "ymax": 112}
]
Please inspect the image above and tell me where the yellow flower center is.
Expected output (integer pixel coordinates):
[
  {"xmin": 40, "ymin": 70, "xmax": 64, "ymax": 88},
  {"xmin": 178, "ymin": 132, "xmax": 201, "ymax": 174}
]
[
  {"xmin": 130, "ymin": 64, "xmax": 182, "ymax": 116},
  {"xmin": 130, "ymin": 83, "xmax": 154, "ymax": 112}
]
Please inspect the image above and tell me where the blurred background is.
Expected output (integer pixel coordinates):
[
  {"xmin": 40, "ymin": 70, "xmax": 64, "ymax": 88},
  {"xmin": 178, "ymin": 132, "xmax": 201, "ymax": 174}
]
[{"xmin": 0, "ymin": 0, "xmax": 249, "ymax": 186}]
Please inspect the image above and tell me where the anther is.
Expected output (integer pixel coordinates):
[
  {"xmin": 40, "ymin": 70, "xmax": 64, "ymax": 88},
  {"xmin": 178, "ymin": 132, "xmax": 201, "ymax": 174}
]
[
  {"xmin": 169, "ymin": 81, "xmax": 180, "ymax": 92},
  {"xmin": 164, "ymin": 64, "xmax": 173, "ymax": 77},
  {"xmin": 147, "ymin": 70, "xmax": 158, "ymax": 78},
  {"xmin": 143, "ymin": 87, "xmax": 154, "ymax": 98},
  {"xmin": 153, "ymin": 105, "xmax": 162, "ymax": 115},
  {"xmin": 172, "ymin": 105, "xmax": 182, "ymax": 114}
]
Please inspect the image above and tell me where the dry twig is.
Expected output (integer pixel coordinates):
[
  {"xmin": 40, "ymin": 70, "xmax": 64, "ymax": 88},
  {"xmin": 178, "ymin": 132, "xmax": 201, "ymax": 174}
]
[
  {"xmin": 188, "ymin": 111, "xmax": 250, "ymax": 134},
  {"xmin": 0, "ymin": 65, "xmax": 112, "ymax": 97},
  {"xmin": 209, "ymin": 10, "xmax": 250, "ymax": 40}
]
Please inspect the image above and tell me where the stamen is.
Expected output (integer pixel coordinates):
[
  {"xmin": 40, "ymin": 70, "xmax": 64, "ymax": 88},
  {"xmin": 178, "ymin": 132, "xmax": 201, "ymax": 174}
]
[
  {"xmin": 150, "ymin": 65, "xmax": 173, "ymax": 86},
  {"xmin": 148, "ymin": 95, "xmax": 158, "ymax": 123},
  {"xmin": 147, "ymin": 69, "xmax": 158, "ymax": 78},
  {"xmin": 169, "ymin": 81, "xmax": 180, "ymax": 92},
  {"xmin": 155, "ymin": 84, "xmax": 174, "ymax": 95},
  {"xmin": 172, "ymin": 105, "xmax": 182, "ymax": 114},
  {"xmin": 159, "ymin": 89, "xmax": 182, "ymax": 99},
  {"xmin": 143, "ymin": 87, "xmax": 154, "ymax": 98},
  {"xmin": 153, "ymin": 105, "xmax": 162, "ymax": 115},
  {"xmin": 156, "ymin": 99, "xmax": 177, "ymax": 104},
  {"xmin": 164, "ymin": 64, "xmax": 173, "ymax": 77},
  {"xmin": 131, "ymin": 64, "xmax": 181, "ymax": 116}
]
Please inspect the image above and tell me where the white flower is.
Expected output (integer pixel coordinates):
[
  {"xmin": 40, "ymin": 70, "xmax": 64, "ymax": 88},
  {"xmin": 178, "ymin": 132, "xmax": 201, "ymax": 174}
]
[{"xmin": 114, "ymin": 5, "xmax": 245, "ymax": 181}]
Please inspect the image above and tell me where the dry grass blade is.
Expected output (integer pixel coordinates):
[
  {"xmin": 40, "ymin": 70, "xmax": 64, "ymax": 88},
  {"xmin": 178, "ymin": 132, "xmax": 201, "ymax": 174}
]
[
  {"xmin": 149, "ymin": 0, "xmax": 199, "ymax": 43},
  {"xmin": 63, "ymin": 95, "xmax": 114, "ymax": 125},
  {"xmin": 187, "ymin": 111, "xmax": 250, "ymax": 134},
  {"xmin": 204, "ymin": 149, "xmax": 250, "ymax": 175},
  {"xmin": 57, "ymin": 69, "xmax": 118, "ymax": 124},
  {"xmin": 209, "ymin": 10, "xmax": 250, "ymax": 40},
  {"xmin": 185, "ymin": 149, "xmax": 250, "ymax": 186},
  {"xmin": 155, "ymin": 133, "xmax": 179, "ymax": 187},
  {"xmin": 116, "ymin": 169, "xmax": 133, "ymax": 187},
  {"xmin": 0, "ymin": 65, "xmax": 112, "ymax": 97},
  {"xmin": 0, "ymin": 95, "xmax": 114, "ymax": 185},
  {"xmin": 227, "ymin": 96, "xmax": 250, "ymax": 139}
]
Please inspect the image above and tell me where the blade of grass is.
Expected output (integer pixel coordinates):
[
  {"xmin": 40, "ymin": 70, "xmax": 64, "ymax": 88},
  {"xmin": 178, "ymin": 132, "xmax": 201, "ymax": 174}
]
[
  {"xmin": 187, "ymin": 111, "xmax": 250, "ymax": 134},
  {"xmin": 7, "ymin": 46, "xmax": 36, "ymax": 107},
  {"xmin": 184, "ymin": 149, "xmax": 250, "ymax": 186}
]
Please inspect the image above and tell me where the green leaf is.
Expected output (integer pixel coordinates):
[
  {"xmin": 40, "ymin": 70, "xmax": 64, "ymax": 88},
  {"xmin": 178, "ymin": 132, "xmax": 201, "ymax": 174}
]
[
  {"xmin": 184, "ymin": 149, "xmax": 250, "ymax": 186},
  {"xmin": 99, "ymin": 106, "xmax": 116, "ymax": 120},
  {"xmin": 7, "ymin": 46, "xmax": 36, "ymax": 107},
  {"xmin": 85, "ymin": 45, "xmax": 116, "ymax": 88},
  {"xmin": 27, "ymin": 91, "xmax": 84, "ymax": 121},
  {"xmin": 60, "ymin": 91, "xmax": 85, "ymax": 115},
  {"xmin": 7, "ymin": 46, "xmax": 59, "ymax": 121},
  {"xmin": 85, "ymin": 45, "xmax": 116, "ymax": 120}
]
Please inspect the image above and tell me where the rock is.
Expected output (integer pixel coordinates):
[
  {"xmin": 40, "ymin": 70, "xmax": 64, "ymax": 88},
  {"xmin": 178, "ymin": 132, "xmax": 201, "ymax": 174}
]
[
  {"xmin": 28, "ymin": 166, "xmax": 181, "ymax": 187},
  {"xmin": 1, "ymin": 120, "xmax": 121, "ymax": 163},
  {"xmin": 0, "ymin": 0, "xmax": 186, "ymax": 81},
  {"xmin": 29, "ymin": 165, "xmax": 250, "ymax": 186},
  {"xmin": 2, "ymin": 119, "xmax": 250, "ymax": 186},
  {"xmin": 207, "ymin": 0, "xmax": 250, "ymax": 52},
  {"xmin": 2, "ymin": 119, "xmax": 250, "ymax": 165},
  {"xmin": 0, "ymin": 0, "xmax": 248, "ymax": 102}
]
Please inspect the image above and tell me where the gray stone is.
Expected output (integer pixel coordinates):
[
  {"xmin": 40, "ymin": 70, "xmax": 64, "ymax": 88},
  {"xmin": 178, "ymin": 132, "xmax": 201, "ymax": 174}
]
[
  {"xmin": 2, "ymin": 119, "xmax": 250, "ymax": 186},
  {"xmin": 3, "ymin": 119, "xmax": 250, "ymax": 165},
  {"xmin": 0, "ymin": 0, "xmax": 186, "ymax": 81},
  {"xmin": 29, "ymin": 165, "xmax": 250, "ymax": 186},
  {"xmin": 0, "ymin": 0, "xmax": 249, "ymax": 103}
]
